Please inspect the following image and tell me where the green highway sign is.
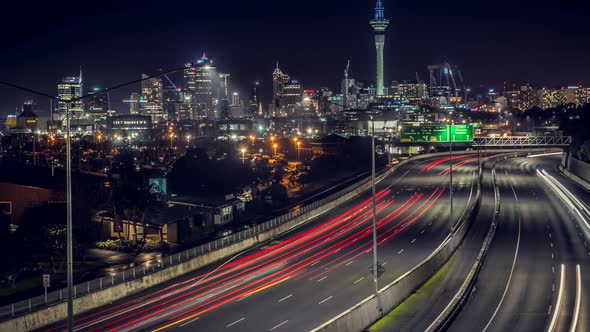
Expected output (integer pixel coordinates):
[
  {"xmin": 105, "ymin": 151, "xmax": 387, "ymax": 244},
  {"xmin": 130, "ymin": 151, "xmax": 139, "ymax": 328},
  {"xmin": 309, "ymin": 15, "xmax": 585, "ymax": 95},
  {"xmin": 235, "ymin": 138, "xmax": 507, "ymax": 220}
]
[{"xmin": 400, "ymin": 124, "xmax": 473, "ymax": 143}]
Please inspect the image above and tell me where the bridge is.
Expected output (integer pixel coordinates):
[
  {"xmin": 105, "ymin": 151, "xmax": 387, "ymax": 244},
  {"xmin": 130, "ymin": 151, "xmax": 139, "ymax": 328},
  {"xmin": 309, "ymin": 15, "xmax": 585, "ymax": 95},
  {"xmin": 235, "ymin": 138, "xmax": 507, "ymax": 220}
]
[{"xmin": 473, "ymin": 136, "xmax": 571, "ymax": 147}]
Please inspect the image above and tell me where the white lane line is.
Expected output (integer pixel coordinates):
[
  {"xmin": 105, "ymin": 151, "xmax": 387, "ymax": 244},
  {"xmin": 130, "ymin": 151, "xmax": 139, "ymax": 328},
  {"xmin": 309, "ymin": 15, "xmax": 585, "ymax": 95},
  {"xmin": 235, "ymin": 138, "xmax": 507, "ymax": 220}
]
[
  {"xmin": 179, "ymin": 317, "xmax": 200, "ymax": 328},
  {"xmin": 398, "ymin": 249, "xmax": 405, "ymax": 254},
  {"xmin": 226, "ymin": 317, "xmax": 245, "ymax": 328},
  {"xmin": 317, "ymin": 276, "xmax": 328, "ymax": 283},
  {"xmin": 278, "ymin": 294, "xmax": 293, "ymax": 302},
  {"xmin": 551, "ymin": 242, "xmax": 554, "ymax": 248},
  {"xmin": 553, "ymin": 266, "xmax": 555, "ymax": 273},
  {"xmin": 345, "ymin": 261, "xmax": 354, "ymax": 266},
  {"xmin": 548, "ymin": 305, "xmax": 552, "ymax": 316},
  {"xmin": 318, "ymin": 296, "xmax": 333, "ymax": 304},
  {"xmin": 547, "ymin": 265, "xmax": 566, "ymax": 332},
  {"xmin": 382, "ymin": 261, "xmax": 388, "ymax": 266},
  {"xmin": 421, "ymin": 229, "xmax": 426, "ymax": 234},
  {"xmin": 353, "ymin": 277, "xmax": 365, "ymax": 284},
  {"xmin": 311, "ymin": 261, "xmax": 320, "ymax": 266},
  {"xmin": 552, "ymin": 253, "xmax": 554, "ymax": 260},
  {"xmin": 570, "ymin": 265, "xmax": 582, "ymax": 332},
  {"xmin": 411, "ymin": 238, "xmax": 416, "ymax": 244},
  {"xmin": 482, "ymin": 181, "xmax": 521, "ymax": 332},
  {"xmin": 270, "ymin": 320, "xmax": 289, "ymax": 330}
]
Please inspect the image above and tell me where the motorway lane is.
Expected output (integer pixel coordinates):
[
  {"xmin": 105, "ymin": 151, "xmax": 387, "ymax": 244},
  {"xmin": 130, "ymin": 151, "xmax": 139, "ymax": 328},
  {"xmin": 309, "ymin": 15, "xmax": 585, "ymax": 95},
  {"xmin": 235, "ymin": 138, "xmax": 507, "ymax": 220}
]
[
  {"xmin": 43, "ymin": 154, "xmax": 480, "ymax": 332},
  {"xmin": 449, "ymin": 156, "xmax": 590, "ymax": 332},
  {"xmin": 368, "ymin": 159, "xmax": 495, "ymax": 332}
]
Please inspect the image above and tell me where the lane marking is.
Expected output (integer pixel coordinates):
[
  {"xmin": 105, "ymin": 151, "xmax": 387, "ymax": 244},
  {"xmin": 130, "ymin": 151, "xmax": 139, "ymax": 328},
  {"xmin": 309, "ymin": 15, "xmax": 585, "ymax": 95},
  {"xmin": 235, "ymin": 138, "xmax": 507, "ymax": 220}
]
[
  {"xmin": 482, "ymin": 180, "xmax": 521, "ymax": 332},
  {"xmin": 421, "ymin": 229, "xmax": 426, "ymax": 234},
  {"xmin": 226, "ymin": 317, "xmax": 245, "ymax": 328},
  {"xmin": 398, "ymin": 249, "xmax": 405, "ymax": 254},
  {"xmin": 318, "ymin": 296, "xmax": 333, "ymax": 304},
  {"xmin": 311, "ymin": 261, "xmax": 320, "ymax": 266},
  {"xmin": 411, "ymin": 238, "xmax": 416, "ymax": 244},
  {"xmin": 382, "ymin": 261, "xmax": 388, "ymax": 266},
  {"xmin": 317, "ymin": 276, "xmax": 328, "ymax": 283},
  {"xmin": 179, "ymin": 317, "xmax": 200, "ymax": 328},
  {"xmin": 278, "ymin": 294, "xmax": 293, "ymax": 302},
  {"xmin": 345, "ymin": 261, "xmax": 354, "ymax": 266},
  {"xmin": 353, "ymin": 277, "xmax": 364, "ymax": 284},
  {"xmin": 547, "ymin": 264, "xmax": 566, "ymax": 332},
  {"xmin": 570, "ymin": 265, "xmax": 581, "ymax": 332},
  {"xmin": 270, "ymin": 320, "xmax": 289, "ymax": 330}
]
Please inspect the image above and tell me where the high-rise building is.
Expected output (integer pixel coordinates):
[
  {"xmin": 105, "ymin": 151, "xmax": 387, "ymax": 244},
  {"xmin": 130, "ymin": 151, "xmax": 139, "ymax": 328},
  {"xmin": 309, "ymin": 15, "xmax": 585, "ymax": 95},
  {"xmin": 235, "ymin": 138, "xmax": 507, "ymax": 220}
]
[
  {"xmin": 140, "ymin": 74, "xmax": 164, "ymax": 123},
  {"xmin": 248, "ymin": 81, "xmax": 261, "ymax": 117},
  {"xmin": 57, "ymin": 70, "xmax": 84, "ymax": 122},
  {"xmin": 370, "ymin": 0, "xmax": 389, "ymax": 96},
  {"xmin": 184, "ymin": 53, "xmax": 215, "ymax": 119},
  {"xmin": 163, "ymin": 86, "xmax": 182, "ymax": 121},
  {"xmin": 87, "ymin": 87, "xmax": 109, "ymax": 127},
  {"xmin": 397, "ymin": 82, "xmax": 428, "ymax": 103},
  {"xmin": 128, "ymin": 92, "xmax": 141, "ymax": 115},
  {"xmin": 272, "ymin": 63, "xmax": 292, "ymax": 112},
  {"xmin": 282, "ymin": 80, "xmax": 303, "ymax": 107}
]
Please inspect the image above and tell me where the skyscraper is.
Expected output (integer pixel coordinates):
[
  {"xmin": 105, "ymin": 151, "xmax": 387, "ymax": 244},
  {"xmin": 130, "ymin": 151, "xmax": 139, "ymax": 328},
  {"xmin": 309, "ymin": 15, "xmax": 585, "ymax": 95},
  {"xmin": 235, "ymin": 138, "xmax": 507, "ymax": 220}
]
[
  {"xmin": 87, "ymin": 87, "xmax": 109, "ymax": 127},
  {"xmin": 370, "ymin": 0, "xmax": 389, "ymax": 96},
  {"xmin": 273, "ymin": 62, "xmax": 291, "ymax": 109},
  {"xmin": 57, "ymin": 69, "xmax": 84, "ymax": 122},
  {"xmin": 140, "ymin": 74, "xmax": 164, "ymax": 123},
  {"xmin": 184, "ymin": 53, "xmax": 215, "ymax": 119}
]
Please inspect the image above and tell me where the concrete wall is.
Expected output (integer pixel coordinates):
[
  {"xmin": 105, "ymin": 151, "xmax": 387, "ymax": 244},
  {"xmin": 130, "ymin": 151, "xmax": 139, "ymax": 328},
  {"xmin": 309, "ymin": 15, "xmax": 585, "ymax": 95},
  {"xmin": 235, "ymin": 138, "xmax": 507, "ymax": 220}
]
[{"xmin": 563, "ymin": 153, "xmax": 590, "ymax": 186}]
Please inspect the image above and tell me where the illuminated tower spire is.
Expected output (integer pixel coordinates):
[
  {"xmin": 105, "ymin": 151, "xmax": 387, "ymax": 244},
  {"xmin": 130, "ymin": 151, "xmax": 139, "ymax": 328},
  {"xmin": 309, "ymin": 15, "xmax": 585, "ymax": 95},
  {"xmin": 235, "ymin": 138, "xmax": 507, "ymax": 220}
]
[{"xmin": 370, "ymin": 0, "xmax": 389, "ymax": 96}]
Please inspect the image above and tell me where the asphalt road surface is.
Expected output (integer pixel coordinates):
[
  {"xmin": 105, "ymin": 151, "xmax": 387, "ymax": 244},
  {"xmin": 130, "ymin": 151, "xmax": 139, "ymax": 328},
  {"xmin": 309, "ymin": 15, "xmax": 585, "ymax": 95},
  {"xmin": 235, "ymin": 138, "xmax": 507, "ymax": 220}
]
[
  {"xmin": 449, "ymin": 154, "xmax": 590, "ymax": 332},
  {"xmin": 42, "ymin": 153, "xmax": 480, "ymax": 332}
]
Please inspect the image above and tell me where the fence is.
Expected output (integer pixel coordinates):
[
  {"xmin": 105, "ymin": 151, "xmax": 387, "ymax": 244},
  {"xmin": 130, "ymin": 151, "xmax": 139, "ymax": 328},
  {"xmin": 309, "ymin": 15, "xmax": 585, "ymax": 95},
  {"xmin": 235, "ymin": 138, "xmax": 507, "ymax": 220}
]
[{"xmin": 0, "ymin": 167, "xmax": 387, "ymax": 321}]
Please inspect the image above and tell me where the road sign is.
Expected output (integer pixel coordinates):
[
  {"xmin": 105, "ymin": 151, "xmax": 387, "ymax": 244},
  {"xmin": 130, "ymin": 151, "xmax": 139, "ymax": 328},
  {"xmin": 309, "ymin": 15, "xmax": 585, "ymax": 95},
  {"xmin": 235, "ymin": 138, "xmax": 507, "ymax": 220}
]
[
  {"xmin": 43, "ymin": 274, "xmax": 50, "ymax": 288},
  {"xmin": 400, "ymin": 124, "xmax": 473, "ymax": 143}
]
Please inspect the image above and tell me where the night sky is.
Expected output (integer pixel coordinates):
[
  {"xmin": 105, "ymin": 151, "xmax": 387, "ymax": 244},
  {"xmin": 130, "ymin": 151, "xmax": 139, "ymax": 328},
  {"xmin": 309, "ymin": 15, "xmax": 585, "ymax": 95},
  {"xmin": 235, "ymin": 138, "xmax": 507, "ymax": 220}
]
[{"xmin": 0, "ymin": 0, "xmax": 588, "ymax": 115}]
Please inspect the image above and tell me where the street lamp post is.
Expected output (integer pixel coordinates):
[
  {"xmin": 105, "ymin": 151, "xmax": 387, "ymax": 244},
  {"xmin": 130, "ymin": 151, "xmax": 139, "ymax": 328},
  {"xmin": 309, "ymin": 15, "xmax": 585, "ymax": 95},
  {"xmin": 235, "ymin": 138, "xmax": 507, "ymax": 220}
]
[
  {"xmin": 169, "ymin": 133, "xmax": 174, "ymax": 149},
  {"xmin": 241, "ymin": 148, "xmax": 246, "ymax": 164},
  {"xmin": 449, "ymin": 125, "xmax": 454, "ymax": 239},
  {"xmin": 273, "ymin": 143, "xmax": 278, "ymax": 157},
  {"xmin": 296, "ymin": 141, "xmax": 301, "ymax": 163},
  {"xmin": 370, "ymin": 116, "xmax": 383, "ymax": 316},
  {"xmin": 65, "ymin": 101, "xmax": 74, "ymax": 332}
]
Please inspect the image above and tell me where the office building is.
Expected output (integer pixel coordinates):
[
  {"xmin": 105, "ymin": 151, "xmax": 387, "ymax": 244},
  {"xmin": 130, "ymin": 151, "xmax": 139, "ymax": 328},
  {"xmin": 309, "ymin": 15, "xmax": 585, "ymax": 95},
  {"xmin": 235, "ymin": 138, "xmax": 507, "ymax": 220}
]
[
  {"xmin": 140, "ymin": 74, "xmax": 164, "ymax": 123},
  {"xmin": 57, "ymin": 70, "xmax": 84, "ymax": 122}
]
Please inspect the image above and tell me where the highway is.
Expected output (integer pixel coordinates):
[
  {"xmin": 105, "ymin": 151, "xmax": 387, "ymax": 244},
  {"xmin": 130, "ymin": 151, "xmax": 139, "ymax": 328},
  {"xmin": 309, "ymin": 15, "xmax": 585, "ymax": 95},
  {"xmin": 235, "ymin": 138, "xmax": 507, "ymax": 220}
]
[
  {"xmin": 42, "ymin": 153, "xmax": 480, "ymax": 332},
  {"xmin": 449, "ymin": 154, "xmax": 590, "ymax": 332}
]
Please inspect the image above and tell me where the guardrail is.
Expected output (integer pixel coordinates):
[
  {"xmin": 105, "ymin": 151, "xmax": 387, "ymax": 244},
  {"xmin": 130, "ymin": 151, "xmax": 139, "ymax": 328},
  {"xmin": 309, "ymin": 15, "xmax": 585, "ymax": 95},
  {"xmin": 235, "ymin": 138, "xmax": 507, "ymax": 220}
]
[{"xmin": 0, "ymin": 166, "xmax": 390, "ymax": 322}]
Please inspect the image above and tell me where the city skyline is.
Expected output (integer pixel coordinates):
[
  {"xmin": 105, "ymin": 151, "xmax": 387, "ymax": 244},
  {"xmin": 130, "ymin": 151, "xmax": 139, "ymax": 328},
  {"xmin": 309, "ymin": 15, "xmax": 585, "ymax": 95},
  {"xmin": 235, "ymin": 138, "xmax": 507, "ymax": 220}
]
[{"xmin": 0, "ymin": 0, "xmax": 589, "ymax": 114}]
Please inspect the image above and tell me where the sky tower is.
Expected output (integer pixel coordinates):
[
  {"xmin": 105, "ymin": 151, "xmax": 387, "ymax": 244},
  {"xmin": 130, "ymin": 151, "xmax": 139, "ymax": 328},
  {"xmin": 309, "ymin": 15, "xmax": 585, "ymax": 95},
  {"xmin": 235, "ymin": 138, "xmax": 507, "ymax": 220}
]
[{"xmin": 370, "ymin": 0, "xmax": 389, "ymax": 96}]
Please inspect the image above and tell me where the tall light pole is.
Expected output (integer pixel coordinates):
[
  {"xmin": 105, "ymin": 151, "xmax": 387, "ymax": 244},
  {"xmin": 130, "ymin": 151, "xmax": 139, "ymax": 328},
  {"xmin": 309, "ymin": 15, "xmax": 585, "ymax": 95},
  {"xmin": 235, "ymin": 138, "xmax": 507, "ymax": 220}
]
[
  {"xmin": 448, "ymin": 124, "xmax": 454, "ymax": 238},
  {"xmin": 273, "ymin": 143, "xmax": 278, "ymax": 157},
  {"xmin": 370, "ymin": 115, "xmax": 383, "ymax": 316},
  {"xmin": 296, "ymin": 141, "xmax": 301, "ymax": 163},
  {"xmin": 65, "ymin": 101, "xmax": 74, "ymax": 332},
  {"xmin": 241, "ymin": 148, "xmax": 246, "ymax": 164}
]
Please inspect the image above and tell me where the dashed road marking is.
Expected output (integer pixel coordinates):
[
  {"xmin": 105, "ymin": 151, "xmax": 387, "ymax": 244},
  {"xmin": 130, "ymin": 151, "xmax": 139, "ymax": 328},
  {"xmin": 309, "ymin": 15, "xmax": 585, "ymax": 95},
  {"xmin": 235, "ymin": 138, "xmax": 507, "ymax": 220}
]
[
  {"xmin": 354, "ymin": 277, "xmax": 365, "ymax": 284},
  {"xmin": 270, "ymin": 320, "xmax": 289, "ymax": 330},
  {"xmin": 319, "ymin": 296, "xmax": 333, "ymax": 304},
  {"xmin": 226, "ymin": 318, "xmax": 245, "ymax": 328},
  {"xmin": 278, "ymin": 294, "xmax": 293, "ymax": 302}
]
